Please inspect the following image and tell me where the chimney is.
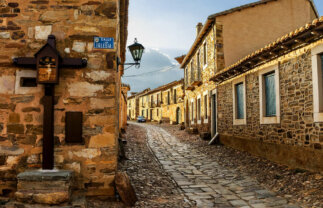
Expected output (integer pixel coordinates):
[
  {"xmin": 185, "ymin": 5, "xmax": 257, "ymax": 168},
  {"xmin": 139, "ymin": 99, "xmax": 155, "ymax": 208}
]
[{"xmin": 196, "ymin": 22, "xmax": 203, "ymax": 37}]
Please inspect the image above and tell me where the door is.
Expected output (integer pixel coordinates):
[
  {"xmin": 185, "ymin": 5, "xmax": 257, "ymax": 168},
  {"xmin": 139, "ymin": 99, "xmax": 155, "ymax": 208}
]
[
  {"xmin": 211, "ymin": 93, "xmax": 217, "ymax": 136},
  {"xmin": 185, "ymin": 100, "xmax": 189, "ymax": 126},
  {"xmin": 150, "ymin": 109, "xmax": 153, "ymax": 120},
  {"xmin": 176, "ymin": 107, "xmax": 181, "ymax": 124}
]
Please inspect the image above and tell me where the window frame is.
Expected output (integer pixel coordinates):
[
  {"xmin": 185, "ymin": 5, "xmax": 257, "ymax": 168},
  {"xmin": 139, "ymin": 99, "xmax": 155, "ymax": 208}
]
[
  {"xmin": 259, "ymin": 64, "xmax": 280, "ymax": 124},
  {"xmin": 191, "ymin": 99, "xmax": 195, "ymax": 124},
  {"xmin": 203, "ymin": 41, "xmax": 208, "ymax": 69},
  {"xmin": 197, "ymin": 95, "xmax": 201, "ymax": 124},
  {"xmin": 203, "ymin": 91, "xmax": 209, "ymax": 123},
  {"xmin": 311, "ymin": 44, "xmax": 323, "ymax": 122},
  {"xmin": 232, "ymin": 76, "xmax": 247, "ymax": 125}
]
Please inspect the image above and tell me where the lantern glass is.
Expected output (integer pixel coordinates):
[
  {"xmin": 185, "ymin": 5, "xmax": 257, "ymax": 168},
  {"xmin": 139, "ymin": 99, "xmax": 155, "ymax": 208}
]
[{"xmin": 128, "ymin": 39, "xmax": 144, "ymax": 63}]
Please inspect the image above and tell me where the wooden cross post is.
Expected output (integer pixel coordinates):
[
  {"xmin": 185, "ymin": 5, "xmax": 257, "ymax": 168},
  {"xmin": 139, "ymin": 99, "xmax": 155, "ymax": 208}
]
[{"xmin": 14, "ymin": 35, "xmax": 87, "ymax": 169}]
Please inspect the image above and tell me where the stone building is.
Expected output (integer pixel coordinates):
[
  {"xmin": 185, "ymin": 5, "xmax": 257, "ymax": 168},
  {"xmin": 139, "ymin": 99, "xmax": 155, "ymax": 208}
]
[
  {"xmin": 127, "ymin": 80, "xmax": 185, "ymax": 124},
  {"xmin": 119, "ymin": 83, "xmax": 130, "ymax": 132},
  {"xmin": 210, "ymin": 17, "xmax": 323, "ymax": 172},
  {"xmin": 180, "ymin": 0, "xmax": 318, "ymax": 138},
  {"xmin": 127, "ymin": 88, "xmax": 150, "ymax": 120},
  {"xmin": 0, "ymin": 0, "xmax": 129, "ymax": 204}
]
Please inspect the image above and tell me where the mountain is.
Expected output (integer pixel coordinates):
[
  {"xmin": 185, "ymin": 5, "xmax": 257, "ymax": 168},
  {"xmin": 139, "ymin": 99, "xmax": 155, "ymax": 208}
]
[{"xmin": 122, "ymin": 48, "xmax": 185, "ymax": 94}]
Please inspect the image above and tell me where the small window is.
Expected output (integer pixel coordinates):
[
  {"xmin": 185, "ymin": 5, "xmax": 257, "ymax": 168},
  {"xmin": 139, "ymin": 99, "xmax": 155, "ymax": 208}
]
[
  {"xmin": 204, "ymin": 95, "xmax": 208, "ymax": 119},
  {"xmin": 264, "ymin": 72, "xmax": 276, "ymax": 117},
  {"xmin": 167, "ymin": 91, "xmax": 170, "ymax": 105},
  {"xmin": 174, "ymin": 89, "xmax": 177, "ymax": 104},
  {"xmin": 236, "ymin": 83, "xmax": 244, "ymax": 119},
  {"xmin": 20, "ymin": 77, "xmax": 37, "ymax": 87},
  {"xmin": 191, "ymin": 102, "xmax": 194, "ymax": 121},
  {"xmin": 203, "ymin": 42, "xmax": 207, "ymax": 66},
  {"xmin": 259, "ymin": 65, "xmax": 280, "ymax": 124},
  {"xmin": 190, "ymin": 61, "xmax": 194, "ymax": 82}
]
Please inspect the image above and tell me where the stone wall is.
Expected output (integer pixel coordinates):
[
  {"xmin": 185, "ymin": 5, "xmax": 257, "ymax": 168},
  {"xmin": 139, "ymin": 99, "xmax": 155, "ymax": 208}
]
[
  {"xmin": 0, "ymin": 0, "xmax": 128, "ymax": 198},
  {"xmin": 217, "ymin": 43, "xmax": 323, "ymax": 171},
  {"xmin": 184, "ymin": 23, "xmax": 220, "ymax": 133}
]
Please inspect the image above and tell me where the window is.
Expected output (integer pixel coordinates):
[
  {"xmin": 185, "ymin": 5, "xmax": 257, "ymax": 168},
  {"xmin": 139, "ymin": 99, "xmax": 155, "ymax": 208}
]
[
  {"xmin": 197, "ymin": 51, "xmax": 200, "ymax": 71},
  {"xmin": 311, "ymin": 44, "xmax": 323, "ymax": 122},
  {"xmin": 191, "ymin": 101, "xmax": 194, "ymax": 122},
  {"xmin": 203, "ymin": 42, "xmax": 207, "ymax": 66},
  {"xmin": 264, "ymin": 72, "xmax": 276, "ymax": 117},
  {"xmin": 197, "ymin": 52, "xmax": 201, "ymax": 80},
  {"xmin": 259, "ymin": 65, "xmax": 280, "ymax": 124},
  {"xmin": 157, "ymin": 94, "xmax": 160, "ymax": 105},
  {"xmin": 190, "ymin": 60, "xmax": 194, "ymax": 82},
  {"xmin": 174, "ymin": 89, "xmax": 177, "ymax": 104},
  {"xmin": 197, "ymin": 98, "xmax": 201, "ymax": 121},
  {"xmin": 236, "ymin": 83, "xmax": 244, "ymax": 119},
  {"xmin": 204, "ymin": 94, "xmax": 208, "ymax": 119},
  {"xmin": 185, "ymin": 67, "xmax": 188, "ymax": 86},
  {"xmin": 167, "ymin": 91, "xmax": 170, "ymax": 105},
  {"xmin": 233, "ymin": 76, "xmax": 246, "ymax": 125}
]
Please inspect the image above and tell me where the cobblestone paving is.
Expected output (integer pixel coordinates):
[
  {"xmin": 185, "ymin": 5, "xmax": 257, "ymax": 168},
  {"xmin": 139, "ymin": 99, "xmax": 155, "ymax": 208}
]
[{"xmin": 133, "ymin": 123, "xmax": 302, "ymax": 208}]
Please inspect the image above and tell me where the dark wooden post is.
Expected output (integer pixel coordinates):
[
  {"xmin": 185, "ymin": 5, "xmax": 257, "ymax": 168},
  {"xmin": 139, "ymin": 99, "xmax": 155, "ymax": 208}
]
[{"xmin": 42, "ymin": 85, "xmax": 55, "ymax": 169}]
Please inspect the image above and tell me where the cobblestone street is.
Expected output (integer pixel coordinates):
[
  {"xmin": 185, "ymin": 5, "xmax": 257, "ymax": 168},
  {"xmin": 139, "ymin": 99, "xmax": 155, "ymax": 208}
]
[{"xmin": 129, "ymin": 122, "xmax": 307, "ymax": 208}]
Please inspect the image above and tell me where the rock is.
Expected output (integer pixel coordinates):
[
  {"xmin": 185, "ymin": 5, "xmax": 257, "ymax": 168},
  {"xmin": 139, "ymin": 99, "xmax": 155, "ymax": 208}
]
[
  {"xmin": 0, "ymin": 32, "xmax": 10, "ymax": 39},
  {"xmin": 68, "ymin": 82, "xmax": 103, "ymax": 97},
  {"xmin": 72, "ymin": 149, "xmax": 101, "ymax": 159},
  {"xmin": 21, "ymin": 107, "xmax": 41, "ymax": 113},
  {"xmin": 85, "ymin": 71, "xmax": 111, "ymax": 81},
  {"xmin": 39, "ymin": 11, "xmax": 69, "ymax": 23},
  {"xmin": 65, "ymin": 162, "xmax": 81, "ymax": 174},
  {"xmin": 88, "ymin": 133, "xmax": 115, "ymax": 148},
  {"xmin": 11, "ymin": 31, "xmax": 25, "ymax": 40},
  {"xmin": 0, "ymin": 76, "xmax": 15, "ymax": 94},
  {"xmin": 72, "ymin": 41, "xmax": 86, "ymax": 53},
  {"xmin": 115, "ymin": 171, "xmax": 137, "ymax": 206},
  {"xmin": 35, "ymin": 26, "xmax": 52, "ymax": 40},
  {"xmin": 10, "ymin": 96, "xmax": 35, "ymax": 104},
  {"xmin": 0, "ymin": 146, "xmax": 24, "ymax": 156},
  {"xmin": 90, "ymin": 98, "xmax": 115, "ymax": 109},
  {"xmin": 6, "ymin": 124, "xmax": 24, "ymax": 134}
]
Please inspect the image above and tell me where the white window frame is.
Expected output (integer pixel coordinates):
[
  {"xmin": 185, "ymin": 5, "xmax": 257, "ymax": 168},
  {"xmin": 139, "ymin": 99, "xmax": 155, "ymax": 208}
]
[
  {"xmin": 203, "ymin": 41, "xmax": 208, "ymax": 69},
  {"xmin": 203, "ymin": 90, "xmax": 209, "ymax": 123},
  {"xmin": 232, "ymin": 76, "xmax": 247, "ymax": 125},
  {"xmin": 197, "ymin": 95, "xmax": 201, "ymax": 124},
  {"xmin": 259, "ymin": 64, "xmax": 280, "ymax": 124},
  {"xmin": 311, "ymin": 44, "xmax": 323, "ymax": 122}
]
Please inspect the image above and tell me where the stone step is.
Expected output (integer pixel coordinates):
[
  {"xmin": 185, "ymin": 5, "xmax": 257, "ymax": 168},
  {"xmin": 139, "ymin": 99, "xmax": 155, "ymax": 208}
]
[{"xmin": 15, "ymin": 170, "xmax": 74, "ymax": 206}]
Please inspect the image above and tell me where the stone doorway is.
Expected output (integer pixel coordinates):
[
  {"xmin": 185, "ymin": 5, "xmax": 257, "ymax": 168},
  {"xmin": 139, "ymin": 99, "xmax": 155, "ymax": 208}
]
[{"xmin": 176, "ymin": 107, "xmax": 181, "ymax": 124}]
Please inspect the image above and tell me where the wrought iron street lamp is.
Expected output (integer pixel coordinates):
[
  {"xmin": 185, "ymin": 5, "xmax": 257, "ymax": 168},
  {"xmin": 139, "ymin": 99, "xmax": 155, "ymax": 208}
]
[{"xmin": 118, "ymin": 38, "xmax": 145, "ymax": 69}]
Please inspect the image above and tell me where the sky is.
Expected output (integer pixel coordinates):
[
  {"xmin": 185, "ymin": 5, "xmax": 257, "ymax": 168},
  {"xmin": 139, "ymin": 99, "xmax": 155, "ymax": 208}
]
[
  {"xmin": 123, "ymin": 0, "xmax": 323, "ymax": 93},
  {"xmin": 127, "ymin": 0, "xmax": 323, "ymax": 51}
]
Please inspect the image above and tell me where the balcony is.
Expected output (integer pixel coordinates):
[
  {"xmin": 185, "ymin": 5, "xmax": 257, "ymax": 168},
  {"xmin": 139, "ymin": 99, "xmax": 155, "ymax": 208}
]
[{"xmin": 186, "ymin": 85, "xmax": 195, "ymax": 91}]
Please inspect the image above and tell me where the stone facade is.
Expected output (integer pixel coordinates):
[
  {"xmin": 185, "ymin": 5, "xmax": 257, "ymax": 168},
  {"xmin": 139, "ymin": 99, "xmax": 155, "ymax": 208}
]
[
  {"xmin": 119, "ymin": 83, "xmax": 130, "ymax": 132},
  {"xmin": 127, "ymin": 80, "xmax": 185, "ymax": 124},
  {"xmin": 215, "ymin": 36, "xmax": 323, "ymax": 172},
  {"xmin": 180, "ymin": 0, "xmax": 317, "ymax": 136},
  {"xmin": 0, "ymin": 0, "xmax": 128, "ymax": 199}
]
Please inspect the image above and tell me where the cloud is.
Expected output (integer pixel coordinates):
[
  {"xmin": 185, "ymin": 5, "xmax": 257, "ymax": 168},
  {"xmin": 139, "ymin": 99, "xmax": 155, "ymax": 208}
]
[{"xmin": 122, "ymin": 48, "xmax": 184, "ymax": 93}]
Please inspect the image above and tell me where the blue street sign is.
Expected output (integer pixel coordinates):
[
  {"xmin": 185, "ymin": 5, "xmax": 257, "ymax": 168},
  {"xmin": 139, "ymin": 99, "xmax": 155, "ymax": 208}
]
[{"xmin": 93, "ymin": 37, "xmax": 114, "ymax": 49}]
